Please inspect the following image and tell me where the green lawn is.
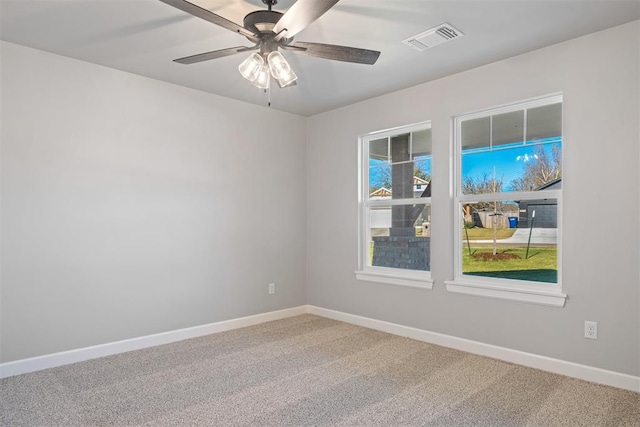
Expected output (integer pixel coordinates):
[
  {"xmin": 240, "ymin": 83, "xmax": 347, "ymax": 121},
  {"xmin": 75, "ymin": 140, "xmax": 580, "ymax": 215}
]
[
  {"xmin": 368, "ymin": 231, "xmax": 557, "ymax": 284},
  {"xmin": 463, "ymin": 245, "xmax": 557, "ymax": 283},
  {"xmin": 463, "ymin": 227, "xmax": 516, "ymax": 240}
]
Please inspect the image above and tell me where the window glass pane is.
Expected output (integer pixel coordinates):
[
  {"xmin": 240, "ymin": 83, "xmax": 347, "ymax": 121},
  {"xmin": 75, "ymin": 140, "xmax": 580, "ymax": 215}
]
[
  {"xmin": 492, "ymin": 110, "xmax": 524, "ymax": 147},
  {"xmin": 369, "ymin": 163, "xmax": 391, "ymax": 196},
  {"xmin": 412, "ymin": 129, "xmax": 432, "ymax": 196},
  {"xmin": 369, "ymin": 137, "xmax": 390, "ymax": 193},
  {"xmin": 461, "ymin": 149, "xmax": 507, "ymax": 194},
  {"xmin": 369, "ymin": 137, "xmax": 388, "ymax": 161},
  {"xmin": 369, "ymin": 129, "xmax": 431, "ymax": 200},
  {"xmin": 462, "ymin": 140, "xmax": 562, "ymax": 194},
  {"xmin": 461, "ymin": 199, "xmax": 557, "ymax": 283},
  {"xmin": 527, "ymin": 103, "xmax": 562, "ymax": 143},
  {"xmin": 369, "ymin": 203, "xmax": 431, "ymax": 271},
  {"xmin": 509, "ymin": 142, "xmax": 562, "ymax": 191},
  {"xmin": 461, "ymin": 117, "xmax": 490, "ymax": 150},
  {"xmin": 412, "ymin": 129, "xmax": 432, "ymax": 158}
]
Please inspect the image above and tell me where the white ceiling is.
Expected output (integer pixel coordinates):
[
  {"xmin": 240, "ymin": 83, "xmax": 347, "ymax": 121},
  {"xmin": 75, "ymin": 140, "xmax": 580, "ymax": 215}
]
[{"xmin": 1, "ymin": 0, "xmax": 639, "ymax": 116}]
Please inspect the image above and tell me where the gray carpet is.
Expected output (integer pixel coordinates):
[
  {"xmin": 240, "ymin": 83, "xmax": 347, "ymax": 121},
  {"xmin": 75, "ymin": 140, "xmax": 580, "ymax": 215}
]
[{"xmin": 1, "ymin": 315, "xmax": 638, "ymax": 426}]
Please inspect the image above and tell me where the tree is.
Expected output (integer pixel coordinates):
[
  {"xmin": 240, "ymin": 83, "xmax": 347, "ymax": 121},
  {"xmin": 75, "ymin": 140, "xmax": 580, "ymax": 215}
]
[
  {"xmin": 370, "ymin": 165, "xmax": 391, "ymax": 192},
  {"xmin": 510, "ymin": 144, "xmax": 561, "ymax": 191},
  {"xmin": 413, "ymin": 166, "xmax": 431, "ymax": 182},
  {"xmin": 462, "ymin": 172, "xmax": 504, "ymax": 196}
]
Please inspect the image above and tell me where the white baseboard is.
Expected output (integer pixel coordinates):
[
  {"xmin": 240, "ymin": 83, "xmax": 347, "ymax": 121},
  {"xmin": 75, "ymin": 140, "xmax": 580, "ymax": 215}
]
[
  {"xmin": 306, "ymin": 305, "xmax": 640, "ymax": 393},
  {"xmin": 0, "ymin": 306, "xmax": 307, "ymax": 379},
  {"xmin": 2, "ymin": 304, "xmax": 638, "ymax": 393}
]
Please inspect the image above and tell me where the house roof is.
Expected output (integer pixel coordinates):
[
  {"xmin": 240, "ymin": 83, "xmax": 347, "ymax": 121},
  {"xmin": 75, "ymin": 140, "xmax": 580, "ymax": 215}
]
[
  {"xmin": 370, "ymin": 177, "xmax": 431, "ymax": 198},
  {"xmin": 414, "ymin": 176, "xmax": 429, "ymax": 186},
  {"xmin": 535, "ymin": 177, "xmax": 562, "ymax": 191},
  {"xmin": 370, "ymin": 187, "xmax": 392, "ymax": 198}
]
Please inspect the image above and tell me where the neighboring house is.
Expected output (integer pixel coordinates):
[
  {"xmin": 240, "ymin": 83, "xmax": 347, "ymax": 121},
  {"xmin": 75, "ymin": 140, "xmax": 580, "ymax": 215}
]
[
  {"xmin": 369, "ymin": 187, "xmax": 392, "ymax": 199},
  {"xmin": 370, "ymin": 176, "xmax": 430, "ymax": 200},
  {"xmin": 517, "ymin": 178, "xmax": 561, "ymax": 228},
  {"xmin": 369, "ymin": 177, "xmax": 431, "ymax": 229},
  {"xmin": 412, "ymin": 176, "xmax": 430, "ymax": 197}
]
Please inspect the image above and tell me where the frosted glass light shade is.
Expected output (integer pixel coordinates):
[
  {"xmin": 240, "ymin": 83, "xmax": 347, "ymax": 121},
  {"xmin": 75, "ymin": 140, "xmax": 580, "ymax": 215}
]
[
  {"xmin": 252, "ymin": 64, "xmax": 270, "ymax": 89},
  {"xmin": 267, "ymin": 51, "xmax": 297, "ymax": 87},
  {"xmin": 277, "ymin": 69, "xmax": 297, "ymax": 87},
  {"xmin": 238, "ymin": 53, "xmax": 264, "ymax": 82}
]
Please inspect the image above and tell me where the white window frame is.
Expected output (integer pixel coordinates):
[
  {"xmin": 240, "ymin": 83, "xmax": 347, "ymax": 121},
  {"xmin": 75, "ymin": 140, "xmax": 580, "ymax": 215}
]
[
  {"xmin": 445, "ymin": 94, "xmax": 567, "ymax": 307},
  {"xmin": 355, "ymin": 121, "xmax": 433, "ymax": 289}
]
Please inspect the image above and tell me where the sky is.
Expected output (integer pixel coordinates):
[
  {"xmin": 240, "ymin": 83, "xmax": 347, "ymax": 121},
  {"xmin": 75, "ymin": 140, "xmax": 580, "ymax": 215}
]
[
  {"xmin": 462, "ymin": 141, "xmax": 560, "ymax": 190},
  {"xmin": 370, "ymin": 140, "xmax": 561, "ymax": 191}
]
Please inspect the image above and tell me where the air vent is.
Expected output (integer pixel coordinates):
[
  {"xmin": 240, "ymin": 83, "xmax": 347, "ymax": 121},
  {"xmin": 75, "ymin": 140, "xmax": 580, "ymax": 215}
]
[{"xmin": 402, "ymin": 23, "xmax": 464, "ymax": 52}]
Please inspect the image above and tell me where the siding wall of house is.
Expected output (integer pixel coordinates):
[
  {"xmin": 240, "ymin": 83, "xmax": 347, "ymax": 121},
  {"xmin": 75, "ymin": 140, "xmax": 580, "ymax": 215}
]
[{"xmin": 307, "ymin": 21, "xmax": 640, "ymax": 376}]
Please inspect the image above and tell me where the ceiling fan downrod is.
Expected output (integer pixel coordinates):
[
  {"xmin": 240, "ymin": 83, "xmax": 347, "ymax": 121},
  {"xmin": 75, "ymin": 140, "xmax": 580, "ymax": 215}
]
[{"xmin": 262, "ymin": 0, "xmax": 278, "ymax": 12}]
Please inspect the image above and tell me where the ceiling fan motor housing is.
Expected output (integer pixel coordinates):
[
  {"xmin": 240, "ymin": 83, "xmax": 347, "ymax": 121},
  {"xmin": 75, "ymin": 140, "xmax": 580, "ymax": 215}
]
[{"xmin": 243, "ymin": 10, "xmax": 282, "ymax": 36}]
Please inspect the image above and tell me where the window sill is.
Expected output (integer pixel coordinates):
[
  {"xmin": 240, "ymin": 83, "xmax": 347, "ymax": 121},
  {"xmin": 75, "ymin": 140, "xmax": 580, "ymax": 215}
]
[
  {"xmin": 444, "ymin": 279, "xmax": 566, "ymax": 307},
  {"xmin": 355, "ymin": 269, "xmax": 433, "ymax": 290}
]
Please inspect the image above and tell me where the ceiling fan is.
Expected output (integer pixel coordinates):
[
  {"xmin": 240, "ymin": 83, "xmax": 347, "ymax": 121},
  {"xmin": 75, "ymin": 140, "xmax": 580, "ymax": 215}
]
[{"xmin": 159, "ymin": 0, "xmax": 381, "ymax": 89}]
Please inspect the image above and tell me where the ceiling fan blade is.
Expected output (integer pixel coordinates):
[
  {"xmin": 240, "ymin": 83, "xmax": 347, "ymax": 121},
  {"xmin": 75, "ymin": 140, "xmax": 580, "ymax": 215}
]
[
  {"xmin": 290, "ymin": 42, "xmax": 380, "ymax": 65},
  {"xmin": 159, "ymin": 0, "xmax": 258, "ymax": 41},
  {"xmin": 272, "ymin": 0, "xmax": 340, "ymax": 40},
  {"xmin": 173, "ymin": 46, "xmax": 255, "ymax": 64}
]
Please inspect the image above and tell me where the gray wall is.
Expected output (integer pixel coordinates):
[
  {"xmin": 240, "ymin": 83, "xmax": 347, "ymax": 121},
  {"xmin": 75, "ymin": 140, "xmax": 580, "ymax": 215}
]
[
  {"xmin": 637, "ymin": 20, "xmax": 640, "ymax": 379},
  {"xmin": 1, "ymin": 21, "xmax": 639, "ymax": 379},
  {"xmin": 307, "ymin": 21, "xmax": 640, "ymax": 376},
  {"xmin": 0, "ymin": 42, "xmax": 308, "ymax": 363}
]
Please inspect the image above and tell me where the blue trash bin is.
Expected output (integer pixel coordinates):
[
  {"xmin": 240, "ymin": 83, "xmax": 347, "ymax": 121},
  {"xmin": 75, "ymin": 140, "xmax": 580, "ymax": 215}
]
[{"xmin": 508, "ymin": 217, "xmax": 518, "ymax": 228}]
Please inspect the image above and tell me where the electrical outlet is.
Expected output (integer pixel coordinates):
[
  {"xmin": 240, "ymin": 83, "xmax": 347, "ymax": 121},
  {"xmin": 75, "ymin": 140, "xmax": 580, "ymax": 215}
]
[
  {"xmin": 268, "ymin": 283, "xmax": 275, "ymax": 295},
  {"xmin": 584, "ymin": 321, "xmax": 598, "ymax": 340}
]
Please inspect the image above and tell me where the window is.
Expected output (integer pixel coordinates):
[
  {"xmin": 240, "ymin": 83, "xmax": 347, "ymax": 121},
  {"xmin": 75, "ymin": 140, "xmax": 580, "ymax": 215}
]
[
  {"xmin": 446, "ymin": 95, "xmax": 566, "ymax": 306},
  {"xmin": 356, "ymin": 122, "xmax": 433, "ymax": 289}
]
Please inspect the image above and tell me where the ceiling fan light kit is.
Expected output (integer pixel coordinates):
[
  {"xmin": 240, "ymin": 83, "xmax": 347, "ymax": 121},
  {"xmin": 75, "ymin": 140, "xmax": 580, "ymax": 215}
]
[
  {"xmin": 267, "ymin": 51, "xmax": 297, "ymax": 87},
  {"xmin": 238, "ymin": 53, "xmax": 264, "ymax": 82},
  {"xmin": 159, "ymin": 0, "xmax": 380, "ymax": 92},
  {"xmin": 237, "ymin": 50, "xmax": 296, "ymax": 89},
  {"xmin": 254, "ymin": 64, "xmax": 271, "ymax": 89}
]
